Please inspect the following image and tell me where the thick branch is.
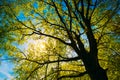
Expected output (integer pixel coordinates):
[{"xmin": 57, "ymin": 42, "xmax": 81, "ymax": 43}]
[
  {"xmin": 81, "ymin": 0, "xmax": 84, "ymax": 16},
  {"xmin": 89, "ymin": 0, "xmax": 97, "ymax": 20},
  {"xmin": 52, "ymin": 1, "xmax": 66, "ymax": 28},
  {"xmin": 64, "ymin": 0, "xmax": 72, "ymax": 31},
  {"xmin": 86, "ymin": 0, "xmax": 90, "ymax": 19},
  {"xmin": 34, "ymin": 31, "xmax": 71, "ymax": 46},
  {"xmin": 21, "ymin": 56, "xmax": 80, "ymax": 65},
  {"xmin": 52, "ymin": 0, "xmax": 76, "ymax": 48}
]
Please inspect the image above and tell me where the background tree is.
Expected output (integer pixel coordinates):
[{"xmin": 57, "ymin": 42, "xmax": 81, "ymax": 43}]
[{"xmin": 0, "ymin": 0, "xmax": 120, "ymax": 80}]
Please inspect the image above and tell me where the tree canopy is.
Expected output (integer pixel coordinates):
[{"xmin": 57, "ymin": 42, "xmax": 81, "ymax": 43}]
[{"xmin": 0, "ymin": 0, "xmax": 120, "ymax": 80}]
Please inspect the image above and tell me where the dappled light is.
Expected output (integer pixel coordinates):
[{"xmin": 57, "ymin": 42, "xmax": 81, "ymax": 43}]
[{"xmin": 0, "ymin": 0, "xmax": 120, "ymax": 80}]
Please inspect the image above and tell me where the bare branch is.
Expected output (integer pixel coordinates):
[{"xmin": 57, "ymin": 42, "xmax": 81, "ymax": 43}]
[
  {"xmin": 86, "ymin": 0, "xmax": 90, "ymax": 19},
  {"xmin": 89, "ymin": 0, "xmax": 97, "ymax": 20},
  {"xmin": 52, "ymin": 0, "xmax": 66, "ymax": 28},
  {"xmin": 64, "ymin": 0, "xmax": 72, "ymax": 31},
  {"xmin": 40, "ymin": 69, "xmax": 82, "ymax": 80},
  {"xmin": 34, "ymin": 11, "xmax": 65, "ymax": 29},
  {"xmin": 26, "ymin": 65, "xmax": 43, "ymax": 80},
  {"xmin": 20, "ymin": 56, "xmax": 80, "ymax": 65},
  {"xmin": 33, "ymin": 31, "xmax": 71, "ymax": 46}
]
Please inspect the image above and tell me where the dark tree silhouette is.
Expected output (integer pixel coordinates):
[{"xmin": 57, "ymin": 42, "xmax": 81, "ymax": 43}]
[{"xmin": 0, "ymin": 0, "xmax": 120, "ymax": 80}]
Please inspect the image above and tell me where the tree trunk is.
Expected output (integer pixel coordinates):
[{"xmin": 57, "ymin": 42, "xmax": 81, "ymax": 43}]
[
  {"xmin": 81, "ymin": 53, "xmax": 108, "ymax": 80},
  {"xmin": 88, "ymin": 66, "xmax": 108, "ymax": 80}
]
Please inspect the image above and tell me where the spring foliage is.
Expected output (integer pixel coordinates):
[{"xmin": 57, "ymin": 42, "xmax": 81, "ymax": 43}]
[{"xmin": 0, "ymin": 0, "xmax": 120, "ymax": 80}]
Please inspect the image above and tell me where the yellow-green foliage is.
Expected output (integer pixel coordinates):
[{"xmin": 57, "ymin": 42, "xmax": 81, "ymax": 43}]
[{"xmin": 0, "ymin": 0, "xmax": 119, "ymax": 80}]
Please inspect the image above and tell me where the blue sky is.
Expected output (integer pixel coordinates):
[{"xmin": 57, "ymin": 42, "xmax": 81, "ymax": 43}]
[
  {"xmin": 0, "ymin": 50, "xmax": 14, "ymax": 80},
  {"xmin": 0, "ymin": 42, "xmax": 30, "ymax": 80},
  {"xmin": 0, "ymin": 0, "xmax": 120, "ymax": 79},
  {"xmin": 0, "ymin": 59, "xmax": 14, "ymax": 80}
]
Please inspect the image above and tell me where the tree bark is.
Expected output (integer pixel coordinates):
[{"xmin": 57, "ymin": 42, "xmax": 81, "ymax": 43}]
[
  {"xmin": 88, "ymin": 66, "xmax": 108, "ymax": 80},
  {"xmin": 81, "ymin": 53, "xmax": 108, "ymax": 80}
]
